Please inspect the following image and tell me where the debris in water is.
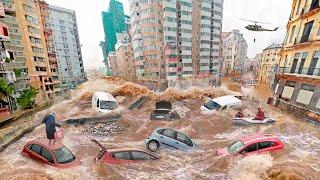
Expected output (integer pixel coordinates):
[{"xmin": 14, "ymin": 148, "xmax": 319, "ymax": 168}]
[{"xmin": 83, "ymin": 122, "xmax": 128, "ymax": 137}]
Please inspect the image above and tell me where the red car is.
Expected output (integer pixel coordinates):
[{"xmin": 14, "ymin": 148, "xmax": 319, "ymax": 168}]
[
  {"xmin": 22, "ymin": 140, "xmax": 80, "ymax": 168},
  {"xmin": 216, "ymin": 134, "xmax": 284, "ymax": 157},
  {"xmin": 92, "ymin": 139, "xmax": 159, "ymax": 164}
]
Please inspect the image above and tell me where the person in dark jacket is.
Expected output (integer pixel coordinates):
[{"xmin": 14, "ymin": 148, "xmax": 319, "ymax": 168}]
[
  {"xmin": 42, "ymin": 112, "xmax": 61, "ymax": 145},
  {"xmin": 235, "ymin": 109, "xmax": 245, "ymax": 118}
]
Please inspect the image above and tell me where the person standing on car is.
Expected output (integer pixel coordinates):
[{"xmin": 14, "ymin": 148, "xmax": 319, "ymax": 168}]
[{"xmin": 42, "ymin": 112, "xmax": 61, "ymax": 146}]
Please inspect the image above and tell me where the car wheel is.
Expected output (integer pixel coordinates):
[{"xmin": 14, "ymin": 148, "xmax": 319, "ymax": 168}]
[{"xmin": 147, "ymin": 140, "xmax": 159, "ymax": 152}]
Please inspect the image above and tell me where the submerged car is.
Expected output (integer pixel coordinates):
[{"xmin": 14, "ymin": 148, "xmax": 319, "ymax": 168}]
[
  {"xmin": 21, "ymin": 140, "xmax": 80, "ymax": 168},
  {"xmin": 201, "ymin": 95, "xmax": 241, "ymax": 113},
  {"xmin": 91, "ymin": 139, "xmax": 159, "ymax": 164},
  {"xmin": 216, "ymin": 134, "xmax": 284, "ymax": 157},
  {"xmin": 92, "ymin": 91, "xmax": 118, "ymax": 114},
  {"xmin": 145, "ymin": 128, "xmax": 197, "ymax": 152},
  {"xmin": 150, "ymin": 101, "xmax": 180, "ymax": 120}
]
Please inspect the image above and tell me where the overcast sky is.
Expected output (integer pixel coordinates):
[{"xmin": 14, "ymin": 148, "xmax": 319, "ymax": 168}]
[{"xmin": 46, "ymin": 0, "xmax": 292, "ymax": 70}]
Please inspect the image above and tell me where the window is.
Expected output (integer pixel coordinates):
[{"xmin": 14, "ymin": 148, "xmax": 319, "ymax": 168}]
[
  {"xmin": 228, "ymin": 140, "xmax": 245, "ymax": 154},
  {"xmin": 300, "ymin": 21, "xmax": 314, "ymax": 43},
  {"xmin": 258, "ymin": 141, "xmax": 274, "ymax": 149},
  {"xmin": 242, "ymin": 143, "xmax": 258, "ymax": 153},
  {"xmin": 163, "ymin": 129, "xmax": 175, "ymax": 139},
  {"xmin": 157, "ymin": 129, "xmax": 164, "ymax": 134},
  {"xmin": 30, "ymin": 144, "xmax": 41, "ymax": 155},
  {"xmin": 113, "ymin": 152, "xmax": 131, "ymax": 160},
  {"xmin": 295, "ymin": 0, "xmax": 302, "ymax": 15},
  {"xmin": 131, "ymin": 151, "xmax": 151, "ymax": 160},
  {"xmin": 289, "ymin": 26, "xmax": 296, "ymax": 43},
  {"xmin": 52, "ymin": 147, "xmax": 75, "ymax": 164},
  {"xmin": 41, "ymin": 147, "xmax": 53, "ymax": 163},
  {"xmin": 176, "ymin": 132, "xmax": 193, "ymax": 146}
]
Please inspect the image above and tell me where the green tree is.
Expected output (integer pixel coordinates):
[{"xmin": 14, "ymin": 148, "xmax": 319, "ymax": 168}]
[
  {"xmin": 0, "ymin": 79, "xmax": 14, "ymax": 96},
  {"xmin": 17, "ymin": 87, "xmax": 38, "ymax": 109},
  {"xmin": 13, "ymin": 68, "xmax": 22, "ymax": 77}
]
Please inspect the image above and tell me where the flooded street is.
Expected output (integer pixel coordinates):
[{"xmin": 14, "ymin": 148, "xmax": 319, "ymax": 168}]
[{"xmin": 0, "ymin": 78, "xmax": 319, "ymax": 180}]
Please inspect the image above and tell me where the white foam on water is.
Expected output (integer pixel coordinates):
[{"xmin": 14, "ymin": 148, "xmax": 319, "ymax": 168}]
[{"xmin": 228, "ymin": 154, "xmax": 274, "ymax": 180}]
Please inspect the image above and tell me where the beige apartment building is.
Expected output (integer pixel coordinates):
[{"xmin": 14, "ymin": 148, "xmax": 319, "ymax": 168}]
[
  {"xmin": 258, "ymin": 44, "xmax": 282, "ymax": 83},
  {"xmin": 109, "ymin": 32, "xmax": 136, "ymax": 81},
  {"xmin": 15, "ymin": 0, "xmax": 54, "ymax": 104},
  {"xmin": 271, "ymin": 0, "xmax": 320, "ymax": 122}
]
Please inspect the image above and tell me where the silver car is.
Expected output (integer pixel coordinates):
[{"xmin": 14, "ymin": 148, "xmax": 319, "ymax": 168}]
[{"xmin": 145, "ymin": 128, "xmax": 197, "ymax": 152}]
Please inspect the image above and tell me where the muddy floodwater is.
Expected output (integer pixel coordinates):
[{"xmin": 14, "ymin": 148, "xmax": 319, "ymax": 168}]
[{"xmin": 0, "ymin": 79, "xmax": 319, "ymax": 180}]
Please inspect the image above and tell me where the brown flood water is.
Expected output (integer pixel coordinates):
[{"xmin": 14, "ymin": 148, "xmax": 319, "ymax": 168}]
[{"xmin": 0, "ymin": 79, "xmax": 319, "ymax": 180}]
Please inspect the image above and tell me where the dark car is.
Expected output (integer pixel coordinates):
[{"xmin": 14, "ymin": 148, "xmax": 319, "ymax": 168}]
[
  {"xmin": 21, "ymin": 139, "xmax": 80, "ymax": 168},
  {"xmin": 92, "ymin": 139, "xmax": 159, "ymax": 164},
  {"xmin": 150, "ymin": 101, "xmax": 180, "ymax": 120}
]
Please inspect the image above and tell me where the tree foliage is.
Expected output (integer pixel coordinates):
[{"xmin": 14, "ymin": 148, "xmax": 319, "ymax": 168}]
[
  {"xmin": 0, "ymin": 79, "xmax": 14, "ymax": 96},
  {"xmin": 18, "ymin": 87, "xmax": 38, "ymax": 109}
]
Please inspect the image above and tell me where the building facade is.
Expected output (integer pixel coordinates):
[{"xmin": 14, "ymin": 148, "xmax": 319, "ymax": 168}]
[
  {"xmin": 48, "ymin": 5, "xmax": 86, "ymax": 90},
  {"xmin": 38, "ymin": 0, "xmax": 61, "ymax": 96},
  {"xmin": 258, "ymin": 44, "xmax": 282, "ymax": 83},
  {"xmin": 1, "ymin": 0, "xmax": 30, "ymax": 109},
  {"xmin": 221, "ymin": 30, "xmax": 248, "ymax": 75},
  {"xmin": 101, "ymin": 0, "xmax": 127, "ymax": 68},
  {"xmin": 271, "ymin": 0, "xmax": 320, "ymax": 121},
  {"xmin": 14, "ymin": 0, "xmax": 54, "ymax": 104},
  {"xmin": 109, "ymin": 32, "xmax": 136, "ymax": 82},
  {"xmin": 130, "ymin": 0, "xmax": 224, "ymax": 81}
]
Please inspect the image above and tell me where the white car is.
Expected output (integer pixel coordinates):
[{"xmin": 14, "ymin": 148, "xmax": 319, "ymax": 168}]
[
  {"xmin": 201, "ymin": 95, "xmax": 241, "ymax": 113},
  {"xmin": 92, "ymin": 91, "xmax": 118, "ymax": 114}
]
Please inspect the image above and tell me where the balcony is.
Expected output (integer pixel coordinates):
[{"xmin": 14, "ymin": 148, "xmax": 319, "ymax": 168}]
[
  {"xmin": 0, "ymin": 71, "xmax": 16, "ymax": 84},
  {"xmin": 278, "ymin": 67, "xmax": 320, "ymax": 78},
  {"xmin": 4, "ymin": 4, "xmax": 16, "ymax": 16},
  {"xmin": 0, "ymin": 23, "xmax": 10, "ymax": 42}
]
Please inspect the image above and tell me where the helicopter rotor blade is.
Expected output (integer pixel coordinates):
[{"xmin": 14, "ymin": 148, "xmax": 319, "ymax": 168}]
[{"xmin": 240, "ymin": 18, "xmax": 271, "ymax": 25}]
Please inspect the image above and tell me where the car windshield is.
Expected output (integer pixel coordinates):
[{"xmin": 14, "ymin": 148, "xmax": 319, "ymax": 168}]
[
  {"xmin": 228, "ymin": 140, "xmax": 245, "ymax": 154},
  {"xmin": 52, "ymin": 146, "xmax": 75, "ymax": 164},
  {"xmin": 204, "ymin": 100, "xmax": 222, "ymax": 111},
  {"xmin": 100, "ymin": 101, "xmax": 117, "ymax": 110}
]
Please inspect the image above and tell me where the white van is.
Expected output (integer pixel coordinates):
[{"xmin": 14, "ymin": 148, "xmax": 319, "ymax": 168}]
[
  {"xmin": 200, "ymin": 95, "xmax": 241, "ymax": 113},
  {"xmin": 92, "ymin": 92, "xmax": 118, "ymax": 114}
]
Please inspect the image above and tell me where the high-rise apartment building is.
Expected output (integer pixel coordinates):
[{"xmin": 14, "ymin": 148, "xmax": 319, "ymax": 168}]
[
  {"xmin": 131, "ymin": 0, "xmax": 164, "ymax": 80},
  {"xmin": 130, "ymin": 0, "xmax": 224, "ymax": 81},
  {"xmin": 38, "ymin": 0, "xmax": 61, "ymax": 95},
  {"xmin": 101, "ymin": 0, "xmax": 127, "ymax": 68},
  {"xmin": 0, "ymin": 0, "xmax": 30, "ymax": 112},
  {"xmin": 1, "ymin": 0, "xmax": 30, "ymax": 99},
  {"xmin": 48, "ymin": 5, "xmax": 86, "ymax": 90},
  {"xmin": 271, "ymin": 0, "xmax": 320, "ymax": 120},
  {"xmin": 222, "ymin": 30, "xmax": 247, "ymax": 75},
  {"xmin": 14, "ymin": 0, "xmax": 54, "ymax": 104}
]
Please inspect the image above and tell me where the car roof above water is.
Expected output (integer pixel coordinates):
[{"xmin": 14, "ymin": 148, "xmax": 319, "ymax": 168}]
[
  {"xmin": 211, "ymin": 95, "xmax": 241, "ymax": 106},
  {"xmin": 93, "ymin": 91, "xmax": 116, "ymax": 102},
  {"xmin": 240, "ymin": 134, "xmax": 279, "ymax": 144},
  {"xmin": 26, "ymin": 139, "xmax": 65, "ymax": 151}
]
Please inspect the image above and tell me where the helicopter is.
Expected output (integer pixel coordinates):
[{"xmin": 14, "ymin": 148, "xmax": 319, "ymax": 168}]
[{"xmin": 242, "ymin": 18, "xmax": 279, "ymax": 32}]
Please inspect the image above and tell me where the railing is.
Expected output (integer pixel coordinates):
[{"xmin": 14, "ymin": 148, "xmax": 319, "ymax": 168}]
[{"xmin": 278, "ymin": 67, "xmax": 320, "ymax": 76}]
